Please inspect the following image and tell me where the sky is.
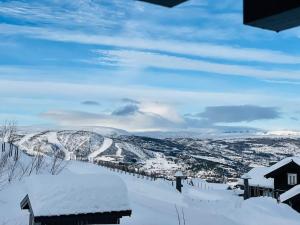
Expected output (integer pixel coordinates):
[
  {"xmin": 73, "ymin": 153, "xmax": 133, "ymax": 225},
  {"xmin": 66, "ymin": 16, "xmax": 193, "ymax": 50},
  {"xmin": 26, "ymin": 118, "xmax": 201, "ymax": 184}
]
[{"xmin": 1, "ymin": 0, "xmax": 300, "ymax": 132}]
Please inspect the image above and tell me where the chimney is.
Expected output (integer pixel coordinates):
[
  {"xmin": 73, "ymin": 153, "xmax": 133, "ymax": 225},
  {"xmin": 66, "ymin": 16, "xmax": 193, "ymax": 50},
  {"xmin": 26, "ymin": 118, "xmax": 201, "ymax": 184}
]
[
  {"xmin": 174, "ymin": 171, "xmax": 185, "ymax": 193},
  {"xmin": 241, "ymin": 174, "xmax": 251, "ymax": 200}
]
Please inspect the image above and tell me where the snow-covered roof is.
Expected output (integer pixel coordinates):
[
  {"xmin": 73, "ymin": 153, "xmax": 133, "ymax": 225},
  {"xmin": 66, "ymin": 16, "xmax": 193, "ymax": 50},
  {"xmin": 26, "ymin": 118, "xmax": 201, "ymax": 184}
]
[
  {"xmin": 175, "ymin": 171, "xmax": 184, "ymax": 177},
  {"xmin": 23, "ymin": 174, "xmax": 131, "ymax": 217},
  {"xmin": 265, "ymin": 157, "xmax": 300, "ymax": 177},
  {"xmin": 239, "ymin": 167, "xmax": 273, "ymax": 188},
  {"xmin": 280, "ymin": 185, "xmax": 300, "ymax": 202}
]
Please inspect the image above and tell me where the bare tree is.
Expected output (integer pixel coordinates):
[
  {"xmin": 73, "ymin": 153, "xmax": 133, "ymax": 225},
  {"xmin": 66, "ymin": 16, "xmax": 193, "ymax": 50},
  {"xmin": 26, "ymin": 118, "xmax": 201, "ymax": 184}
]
[
  {"xmin": 0, "ymin": 120, "xmax": 18, "ymax": 143},
  {"xmin": 50, "ymin": 151, "xmax": 68, "ymax": 175}
]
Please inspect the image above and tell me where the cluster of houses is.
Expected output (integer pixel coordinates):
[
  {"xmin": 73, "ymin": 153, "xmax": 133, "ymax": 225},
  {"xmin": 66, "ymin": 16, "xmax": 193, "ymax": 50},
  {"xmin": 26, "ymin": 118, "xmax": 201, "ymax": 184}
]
[{"xmin": 239, "ymin": 157, "xmax": 300, "ymax": 212}]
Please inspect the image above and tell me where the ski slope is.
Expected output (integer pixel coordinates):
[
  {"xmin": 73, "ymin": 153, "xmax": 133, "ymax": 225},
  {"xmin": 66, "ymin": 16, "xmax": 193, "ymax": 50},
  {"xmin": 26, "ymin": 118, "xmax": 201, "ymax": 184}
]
[
  {"xmin": 47, "ymin": 131, "xmax": 70, "ymax": 160},
  {"xmin": 88, "ymin": 137, "xmax": 113, "ymax": 160}
]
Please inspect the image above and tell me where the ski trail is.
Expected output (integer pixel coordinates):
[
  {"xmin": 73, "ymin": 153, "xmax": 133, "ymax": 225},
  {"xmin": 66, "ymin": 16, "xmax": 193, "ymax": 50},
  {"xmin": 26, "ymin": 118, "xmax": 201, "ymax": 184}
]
[
  {"xmin": 47, "ymin": 132, "xmax": 70, "ymax": 160},
  {"xmin": 88, "ymin": 137, "xmax": 113, "ymax": 160},
  {"xmin": 115, "ymin": 143, "xmax": 122, "ymax": 157}
]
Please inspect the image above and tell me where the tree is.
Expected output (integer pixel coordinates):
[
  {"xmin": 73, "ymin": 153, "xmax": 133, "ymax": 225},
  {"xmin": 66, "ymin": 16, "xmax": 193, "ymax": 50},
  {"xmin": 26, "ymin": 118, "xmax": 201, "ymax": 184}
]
[
  {"xmin": 50, "ymin": 151, "xmax": 68, "ymax": 175},
  {"xmin": 0, "ymin": 120, "xmax": 18, "ymax": 143}
]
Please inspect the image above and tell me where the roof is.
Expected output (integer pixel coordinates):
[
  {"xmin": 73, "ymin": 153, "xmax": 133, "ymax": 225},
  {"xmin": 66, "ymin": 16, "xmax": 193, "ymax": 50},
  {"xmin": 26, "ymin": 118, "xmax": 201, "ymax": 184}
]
[
  {"xmin": 138, "ymin": 0, "xmax": 188, "ymax": 8},
  {"xmin": 280, "ymin": 185, "xmax": 300, "ymax": 203},
  {"xmin": 175, "ymin": 171, "xmax": 184, "ymax": 177},
  {"xmin": 239, "ymin": 167, "xmax": 274, "ymax": 188},
  {"xmin": 264, "ymin": 157, "xmax": 300, "ymax": 177},
  {"xmin": 21, "ymin": 174, "xmax": 131, "ymax": 217}
]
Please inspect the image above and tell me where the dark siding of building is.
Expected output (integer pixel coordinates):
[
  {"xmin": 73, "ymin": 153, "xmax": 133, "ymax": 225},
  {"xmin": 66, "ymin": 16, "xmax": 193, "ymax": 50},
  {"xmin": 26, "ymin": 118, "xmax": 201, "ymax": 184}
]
[
  {"xmin": 283, "ymin": 194, "xmax": 300, "ymax": 213},
  {"xmin": 265, "ymin": 161, "xmax": 300, "ymax": 194}
]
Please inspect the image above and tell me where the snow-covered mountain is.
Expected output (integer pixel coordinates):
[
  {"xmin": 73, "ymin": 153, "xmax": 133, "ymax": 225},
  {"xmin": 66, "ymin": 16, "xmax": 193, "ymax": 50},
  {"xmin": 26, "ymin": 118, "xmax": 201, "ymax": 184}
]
[{"xmin": 13, "ymin": 129, "xmax": 300, "ymax": 182}]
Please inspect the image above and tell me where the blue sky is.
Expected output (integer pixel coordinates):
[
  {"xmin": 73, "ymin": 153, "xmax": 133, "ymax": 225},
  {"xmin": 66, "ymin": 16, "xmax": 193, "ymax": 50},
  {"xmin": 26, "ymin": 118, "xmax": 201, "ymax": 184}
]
[{"xmin": 1, "ymin": 0, "xmax": 300, "ymax": 132}]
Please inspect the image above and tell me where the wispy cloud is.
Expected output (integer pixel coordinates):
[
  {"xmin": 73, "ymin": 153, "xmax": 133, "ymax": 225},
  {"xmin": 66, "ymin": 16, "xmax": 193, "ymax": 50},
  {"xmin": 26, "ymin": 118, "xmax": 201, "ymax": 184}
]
[
  {"xmin": 94, "ymin": 49, "xmax": 300, "ymax": 80},
  {"xmin": 81, "ymin": 100, "xmax": 100, "ymax": 106},
  {"xmin": 1, "ymin": 23, "xmax": 299, "ymax": 65},
  {"xmin": 193, "ymin": 105, "xmax": 281, "ymax": 123}
]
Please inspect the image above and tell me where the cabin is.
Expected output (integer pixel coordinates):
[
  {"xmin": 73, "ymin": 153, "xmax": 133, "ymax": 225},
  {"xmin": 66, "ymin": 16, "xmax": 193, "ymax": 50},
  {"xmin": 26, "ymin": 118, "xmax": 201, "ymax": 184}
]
[
  {"xmin": 240, "ymin": 157, "xmax": 300, "ymax": 213},
  {"xmin": 20, "ymin": 174, "xmax": 132, "ymax": 225},
  {"xmin": 264, "ymin": 157, "xmax": 300, "ymax": 197},
  {"xmin": 280, "ymin": 185, "xmax": 300, "ymax": 213},
  {"xmin": 238, "ymin": 167, "xmax": 274, "ymax": 198}
]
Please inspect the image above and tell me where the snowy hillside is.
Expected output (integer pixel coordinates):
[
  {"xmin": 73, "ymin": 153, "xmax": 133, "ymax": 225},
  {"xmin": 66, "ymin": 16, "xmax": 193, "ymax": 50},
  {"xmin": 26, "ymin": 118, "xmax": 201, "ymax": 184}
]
[
  {"xmin": 1, "ymin": 158, "xmax": 300, "ymax": 225},
  {"xmin": 10, "ymin": 130, "xmax": 300, "ymax": 182}
]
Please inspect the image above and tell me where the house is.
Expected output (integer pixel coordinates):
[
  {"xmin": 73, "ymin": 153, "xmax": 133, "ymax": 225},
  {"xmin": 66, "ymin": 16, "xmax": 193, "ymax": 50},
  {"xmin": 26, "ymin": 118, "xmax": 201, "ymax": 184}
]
[
  {"xmin": 20, "ymin": 174, "xmax": 132, "ymax": 225},
  {"xmin": 240, "ymin": 157, "xmax": 300, "ymax": 213},
  {"xmin": 238, "ymin": 167, "xmax": 274, "ymax": 198},
  {"xmin": 264, "ymin": 157, "xmax": 300, "ymax": 212},
  {"xmin": 280, "ymin": 185, "xmax": 300, "ymax": 213}
]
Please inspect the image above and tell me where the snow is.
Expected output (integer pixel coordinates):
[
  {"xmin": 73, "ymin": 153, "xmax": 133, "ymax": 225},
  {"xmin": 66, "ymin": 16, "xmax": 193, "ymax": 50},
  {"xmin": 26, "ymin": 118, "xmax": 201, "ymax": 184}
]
[
  {"xmin": 280, "ymin": 185, "xmax": 300, "ymax": 203},
  {"xmin": 88, "ymin": 137, "xmax": 113, "ymax": 161},
  {"xmin": 265, "ymin": 157, "xmax": 300, "ymax": 176},
  {"xmin": 115, "ymin": 143, "xmax": 123, "ymax": 157},
  {"xmin": 47, "ymin": 131, "xmax": 70, "ymax": 160},
  {"xmin": 1, "ymin": 158, "xmax": 300, "ymax": 225},
  {"xmin": 23, "ymin": 173, "xmax": 130, "ymax": 217},
  {"xmin": 175, "ymin": 171, "xmax": 184, "ymax": 177},
  {"xmin": 239, "ymin": 167, "xmax": 274, "ymax": 188},
  {"xmin": 191, "ymin": 155, "xmax": 227, "ymax": 164},
  {"xmin": 142, "ymin": 153, "xmax": 180, "ymax": 174}
]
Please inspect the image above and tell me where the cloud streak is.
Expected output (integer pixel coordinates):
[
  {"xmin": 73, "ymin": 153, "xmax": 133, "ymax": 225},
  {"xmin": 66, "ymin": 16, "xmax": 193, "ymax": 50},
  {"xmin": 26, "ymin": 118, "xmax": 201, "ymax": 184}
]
[
  {"xmin": 195, "ymin": 105, "xmax": 281, "ymax": 123},
  {"xmin": 1, "ymin": 23, "xmax": 300, "ymax": 65}
]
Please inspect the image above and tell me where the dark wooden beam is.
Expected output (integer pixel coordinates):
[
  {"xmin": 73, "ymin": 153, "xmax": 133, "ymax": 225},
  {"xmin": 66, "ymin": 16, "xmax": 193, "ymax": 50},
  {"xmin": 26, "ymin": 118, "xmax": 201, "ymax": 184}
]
[
  {"xmin": 138, "ymin": 0, "xmax": 188, "ymax": 8},
  {"xmin": 244, "ymin": 0, "xmax": 300, "ymax": 32},
  {"xmin": 34, "ymin": 210, "xmax": 132, "ymax": 225}
]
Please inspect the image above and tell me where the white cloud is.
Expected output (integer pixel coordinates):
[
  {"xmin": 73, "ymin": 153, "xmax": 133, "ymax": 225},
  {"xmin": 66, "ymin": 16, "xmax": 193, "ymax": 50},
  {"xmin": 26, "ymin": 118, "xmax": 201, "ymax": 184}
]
[
  {"xmin": 95, "ymin": 49, "xmax": 300, "ymax": 80},
  {"xmin": 0, "ymin": 78, "xmax": 280, "ymax": 106},
  {"xmin": 1, "ymin": 23, "xmax": 300, "ymax": 65}
]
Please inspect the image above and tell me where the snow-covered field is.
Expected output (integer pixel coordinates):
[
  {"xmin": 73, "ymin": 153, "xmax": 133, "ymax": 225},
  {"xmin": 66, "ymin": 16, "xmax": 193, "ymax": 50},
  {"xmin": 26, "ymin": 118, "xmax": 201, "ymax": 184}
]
[{"xmin": 1, "ymin": 153, "xmax": 300, "ymax": 225}]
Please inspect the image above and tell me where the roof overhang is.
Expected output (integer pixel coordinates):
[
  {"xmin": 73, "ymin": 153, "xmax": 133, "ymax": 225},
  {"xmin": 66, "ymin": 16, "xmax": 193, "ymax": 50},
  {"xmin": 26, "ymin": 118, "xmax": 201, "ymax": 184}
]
[
  {"xmin": 264, "ymin": 159, "xmax": 300, "ymax": 178},
  {"xmin": 138, "ymin": 0, "xmax": 188, "ymax": 7},
  {"xmin": 244, "ymin": 0, "xmax": 300, "ymax": 32}
]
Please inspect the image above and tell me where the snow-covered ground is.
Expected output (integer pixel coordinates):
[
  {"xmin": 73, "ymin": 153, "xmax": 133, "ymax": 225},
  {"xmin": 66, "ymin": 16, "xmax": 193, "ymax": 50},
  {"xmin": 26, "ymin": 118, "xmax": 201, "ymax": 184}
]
[
  {"xmin": 88, "ymin": 137, "xmax": 113, "ymax": 161},
  {"xmin": 1, "ymin": 155, "xmax": 300, "ymax": 225}
]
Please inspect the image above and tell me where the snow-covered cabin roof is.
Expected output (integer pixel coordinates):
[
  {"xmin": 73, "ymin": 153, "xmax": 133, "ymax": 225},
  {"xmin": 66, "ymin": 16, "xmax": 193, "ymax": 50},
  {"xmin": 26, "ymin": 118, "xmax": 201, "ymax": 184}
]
[
  {"xmin": 239, "ymin": 167, "xmax": 273, "ymax": 188},
  {"xmin": 265, "ymin": 157, "xmax": 300, "ymax": 177},
  {"xmin": 280, "ymin": 185, "xmax": 300, "ymax": 202},
  {"xmin": 22, "ymin": 174, "xmax": 131, "ymax": 217}
]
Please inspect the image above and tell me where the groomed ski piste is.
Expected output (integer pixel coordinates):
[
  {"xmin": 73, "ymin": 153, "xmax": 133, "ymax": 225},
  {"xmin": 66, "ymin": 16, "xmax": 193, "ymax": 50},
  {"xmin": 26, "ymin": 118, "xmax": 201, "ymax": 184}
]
[{"xmin": 0, "ymin": 146, "xmax": 300, "ymax": 225}]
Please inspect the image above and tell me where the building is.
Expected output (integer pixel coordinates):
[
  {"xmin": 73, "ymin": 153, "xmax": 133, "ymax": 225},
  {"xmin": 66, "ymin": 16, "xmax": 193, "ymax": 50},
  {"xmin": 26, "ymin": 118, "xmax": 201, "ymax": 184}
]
[
  {"xmin": 20, "ymin": 174, "xmax": 132, "ymax": 225},
  {"xmin": 238, "ymin": 167, "xmax": 274, "ymax": 198},
  {"xmin": 280, "ymin": 185, "xmax": 300, "ymax": 213},
  {"xmin": 243, "ymin": 0, "xmax": 300, "ymax": 32},
  {"xmin": 240, "ymin": 157, "xmax": 300, "ymax": 213}
]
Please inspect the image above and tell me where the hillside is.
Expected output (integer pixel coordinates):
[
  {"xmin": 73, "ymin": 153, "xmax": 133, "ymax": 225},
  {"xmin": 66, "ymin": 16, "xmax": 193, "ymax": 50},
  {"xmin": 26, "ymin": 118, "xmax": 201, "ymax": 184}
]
[
  {"xmin": 0, "ymin": 157, "xmax": 300, "ymax": 225},
  {"xmin": 13, "ymin": 130, "xmax": 300, "ymax": 182}
]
